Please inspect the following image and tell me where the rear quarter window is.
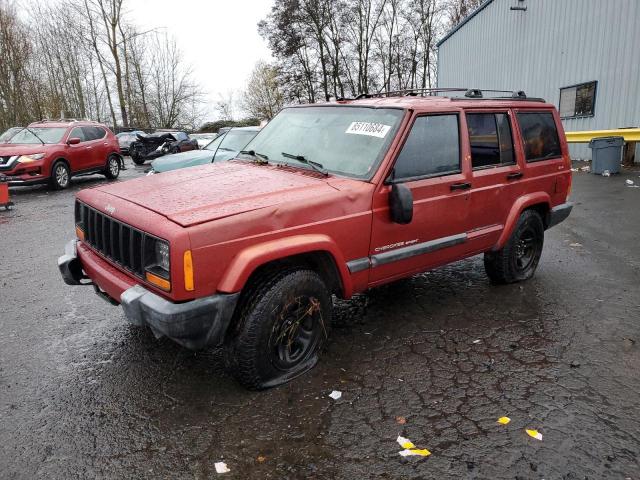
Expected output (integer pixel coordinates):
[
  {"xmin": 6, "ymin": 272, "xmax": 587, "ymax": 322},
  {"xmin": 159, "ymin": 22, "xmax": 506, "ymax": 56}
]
[{"xmin": 516, "ymin": 112, "xmax": 562, "ymax": 162}]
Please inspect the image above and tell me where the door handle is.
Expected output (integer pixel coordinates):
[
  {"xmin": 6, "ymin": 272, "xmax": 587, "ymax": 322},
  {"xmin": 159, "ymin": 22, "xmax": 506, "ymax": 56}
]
[
  {"xmin": 507, "ymin": 172, "xmax": 523, "ymax": 180},
  {"xmin": 450, "ymin": 182, "xmax": 471, "ymax": 191}
]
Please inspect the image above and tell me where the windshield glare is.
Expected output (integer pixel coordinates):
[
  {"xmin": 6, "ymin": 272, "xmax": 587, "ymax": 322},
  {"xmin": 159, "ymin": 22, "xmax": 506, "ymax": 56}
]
[
  {"xmin": 242, "ymin": 106, "xmax": 404, "ymax": 178},
  {"xmin": 9, "ymin": 127, "xmax": 67, "ymax": 144}
]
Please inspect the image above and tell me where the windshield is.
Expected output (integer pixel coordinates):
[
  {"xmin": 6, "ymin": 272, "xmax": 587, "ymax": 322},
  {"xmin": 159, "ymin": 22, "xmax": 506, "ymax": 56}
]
[
  {"xmin": 242, "ymin": 106, "xmax": 405, "ymax": 179},
  {"xmin": 217, "ymin": 130, "xmax": 258, "ymax": 153},
  {"xmin": 9, "ymin": 127, "xmax": 67, "ymax": 144},
  {"xmin": 0, "ymin": 127, "xmax": 21, "ymax": 142},
  {"xmin": 204, "ymin": 134, "xmax": 224, "ymax": 151}
]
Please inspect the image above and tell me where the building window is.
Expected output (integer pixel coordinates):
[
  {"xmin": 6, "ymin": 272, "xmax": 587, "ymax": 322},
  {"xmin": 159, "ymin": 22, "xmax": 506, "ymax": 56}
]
[{"xmin": 559, "ymin": 81, "xmax": 597, "ymax": 119}]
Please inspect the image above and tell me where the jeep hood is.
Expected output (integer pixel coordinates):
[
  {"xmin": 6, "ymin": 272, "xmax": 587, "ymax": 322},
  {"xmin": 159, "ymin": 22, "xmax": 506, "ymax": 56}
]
[{"xmin": 95, "ymin": 161, "xmax": 348, "ymax": 227}]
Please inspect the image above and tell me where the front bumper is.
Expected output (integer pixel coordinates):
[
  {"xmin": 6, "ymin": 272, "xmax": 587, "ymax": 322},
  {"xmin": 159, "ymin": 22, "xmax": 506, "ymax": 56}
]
[
  {"xmin": 547, "ymin": 202, "xmax": 574, "ymax": 229},
  {"xmin": 58, "ymin": 239, "xmax": 240, "ymax": 350}
]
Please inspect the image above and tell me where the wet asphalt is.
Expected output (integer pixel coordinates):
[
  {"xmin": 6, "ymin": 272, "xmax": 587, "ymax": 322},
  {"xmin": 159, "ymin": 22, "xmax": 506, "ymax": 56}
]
[{"xmin": 1, "ymin": 160, "xmax": 639, "ymax": 479}]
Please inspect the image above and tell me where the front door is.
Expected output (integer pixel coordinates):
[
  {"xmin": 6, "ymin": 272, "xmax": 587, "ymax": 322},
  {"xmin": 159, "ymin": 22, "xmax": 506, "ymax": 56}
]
[
  {"xmin": 369, "ymin": 112, "xmax": 473, "ymax": 285},
  {"xmin": 66, "ymin": 127, "xmax": 92, "ymax": 172},
  {"xmin": 83, "ymin": 126, "xmax": 108, "ymax": 168}
]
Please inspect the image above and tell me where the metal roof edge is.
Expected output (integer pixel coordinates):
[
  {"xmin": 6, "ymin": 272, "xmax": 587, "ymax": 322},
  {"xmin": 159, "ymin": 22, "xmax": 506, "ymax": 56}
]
[{"xmin": 436, "ymin": 0, "xmax": 496, "ymax": 47}]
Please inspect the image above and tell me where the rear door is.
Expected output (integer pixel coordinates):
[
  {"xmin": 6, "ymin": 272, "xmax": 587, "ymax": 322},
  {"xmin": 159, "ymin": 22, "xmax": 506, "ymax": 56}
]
[
  {"xmin": 464, "ymin": 110, "xmax": 523, "ymax": 251},
  {"xmin": 369, "ymin": 112, "xmax": 472, "ymax": 285}
]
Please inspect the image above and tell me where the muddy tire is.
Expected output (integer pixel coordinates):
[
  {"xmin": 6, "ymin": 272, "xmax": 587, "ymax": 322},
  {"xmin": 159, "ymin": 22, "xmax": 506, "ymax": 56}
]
[
  {"xmin": 484, "ymin": 209, "xmax": 544, "ymax": 284},
  {"xmin": 224, "ymin": 269, "xmax": 332, "ymax": 390},
  {"xmin": 103, "ymin": 154, "xmax": 120, "ymax": 180},
  {"xmin": 49, "ymin": 160, "xmax": 70, "ymax": 190}
]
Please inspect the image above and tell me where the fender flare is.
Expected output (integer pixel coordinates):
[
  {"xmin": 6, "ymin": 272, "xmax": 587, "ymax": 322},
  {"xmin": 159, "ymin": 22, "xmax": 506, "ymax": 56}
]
[
  {"xmin": 494, "ymin": 192, "xmax": 551, "ymax": 250},
  {"xmin": 217, "ymin": 234, "xmax": 354, "ymax": 298}
]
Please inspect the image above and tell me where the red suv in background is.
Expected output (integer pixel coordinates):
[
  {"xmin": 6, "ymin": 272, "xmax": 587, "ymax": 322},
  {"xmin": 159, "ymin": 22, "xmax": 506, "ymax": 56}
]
[{"xmin": 0, "ymin": 120, "xmax": 122, "ymax": 189}]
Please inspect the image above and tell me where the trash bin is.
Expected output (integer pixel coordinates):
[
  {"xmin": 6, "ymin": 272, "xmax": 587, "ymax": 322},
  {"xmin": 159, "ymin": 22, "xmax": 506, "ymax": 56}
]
[{"xmin": 589, "ymin": 136, "xmax": 624, "ymax": 174}]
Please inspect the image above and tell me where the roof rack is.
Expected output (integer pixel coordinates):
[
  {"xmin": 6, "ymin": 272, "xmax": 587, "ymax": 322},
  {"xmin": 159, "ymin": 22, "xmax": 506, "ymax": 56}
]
[
  {"xmin": 37, "ymin": 118, "xmax": 97, "ymax": 123},
  {"xmin": 350, "ymin": 88, "xmax": 545, "ymax": 102}
]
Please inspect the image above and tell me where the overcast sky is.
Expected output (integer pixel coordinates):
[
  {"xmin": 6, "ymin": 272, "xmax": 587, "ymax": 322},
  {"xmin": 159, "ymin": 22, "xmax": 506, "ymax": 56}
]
[{"xmin": 127, "ymin": 0, "xmax": 274, "ymax": 120}]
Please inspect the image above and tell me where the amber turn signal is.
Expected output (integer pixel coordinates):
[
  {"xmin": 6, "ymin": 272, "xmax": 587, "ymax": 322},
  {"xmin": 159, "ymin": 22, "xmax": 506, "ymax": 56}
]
[
  {"xmin": 75, "ymin": 225, "xmax": 85, "ymax": 241},
  {"xmin": 146, "ymin": 271, "xmax": 171, "ymax": 291},
  {"xmin": 183, "ymin": 250, "xmax": 194, "ymax": 291}
]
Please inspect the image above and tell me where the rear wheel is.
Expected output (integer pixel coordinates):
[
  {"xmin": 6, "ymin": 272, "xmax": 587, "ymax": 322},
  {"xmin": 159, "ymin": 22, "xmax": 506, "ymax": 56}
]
[
  {"xmin": 103, "ymin": 154, "xmax": 120, "ymax": 179},
  {"xmin": 484, "ymin": 209, "xmax": 544, "ymax": 284},
  {"xmin": 49, "ymin": 161, "xmax": 70, "ymax": 190},
  {"xmin": 224, "ymin": 269, "xmax": 332, "ymax": 390}
]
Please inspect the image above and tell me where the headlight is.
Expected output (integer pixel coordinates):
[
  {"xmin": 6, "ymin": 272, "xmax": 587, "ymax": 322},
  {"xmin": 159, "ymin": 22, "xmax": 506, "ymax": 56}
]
[
  {"xmin": 155, "ymin": 241, "xmax": 170, "ymax": 272},
  {"xmin": 144, "ymin": 238, "xmax": 171, "ymax": 291},
  {"xmin": 17, "ymin": 153, "xmax": 46, "ymax": 163}
]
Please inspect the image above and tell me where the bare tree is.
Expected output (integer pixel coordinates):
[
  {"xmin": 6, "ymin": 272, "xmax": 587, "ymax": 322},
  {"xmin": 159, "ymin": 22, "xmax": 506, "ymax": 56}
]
[
  {"xmin": 215, "ymin": 91, "xmax": 236, "ymax": 121},
  {"xmin": 242, "ymin": 61, "xmax": 284, "ymax": 121},
  {"xmin": 147, "ymin": 32, "xmax": 203, "ymax": 128}
]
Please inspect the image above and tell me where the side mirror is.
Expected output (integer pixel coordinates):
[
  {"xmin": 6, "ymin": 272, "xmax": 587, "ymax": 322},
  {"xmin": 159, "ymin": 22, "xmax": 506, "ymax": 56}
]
[
  {"xmin": 389, "ymin": 183, "xmax": 413, "ymax": 224},
  {"xmin": 67, "ymin": 137, "xmax": 81, "ymax": 145}
]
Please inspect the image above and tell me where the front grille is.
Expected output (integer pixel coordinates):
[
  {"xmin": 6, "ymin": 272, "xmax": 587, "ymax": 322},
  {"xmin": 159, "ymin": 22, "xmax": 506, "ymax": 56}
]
[
  {"xmin": 0, "ymin": 155, "xmax": 15, "ymax": 170},
  {"xmin": 75, "ymin": 201, "xmax": 158, "ymax": 279}
]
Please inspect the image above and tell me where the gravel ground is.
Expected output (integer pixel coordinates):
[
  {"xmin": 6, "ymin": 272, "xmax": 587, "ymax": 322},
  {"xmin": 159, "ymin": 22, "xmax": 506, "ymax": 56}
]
[{"xmin": 1, "ymin": 159, "xmax": 639, "ymax": 479}]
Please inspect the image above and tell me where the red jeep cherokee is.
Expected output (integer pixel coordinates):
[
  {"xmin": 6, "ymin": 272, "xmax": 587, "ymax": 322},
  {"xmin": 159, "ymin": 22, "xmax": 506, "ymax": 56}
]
[
  {"xmin": 0, "ymin": 120, "xmax": 121, "ymax": 189},
  {"xmin": 59, "ymin": 90, "xmax": 573, "ymax": 389}
]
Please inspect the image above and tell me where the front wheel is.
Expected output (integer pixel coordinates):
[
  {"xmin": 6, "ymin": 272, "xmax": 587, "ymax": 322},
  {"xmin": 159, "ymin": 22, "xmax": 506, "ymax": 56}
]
[
  {"xmin": 103, "ymin": 154, "xmax": 120, "ymax": 179},
  {"xmin": 484, "ymin": 209, "xmax": 544, "ymax": 284},
  {"xmin": 49, "ymin": 161, "xmax": 70, "ymax": 190},
  {"xmin": 224, "ymin": 269, "xmax": 332, "ymax": 390}
]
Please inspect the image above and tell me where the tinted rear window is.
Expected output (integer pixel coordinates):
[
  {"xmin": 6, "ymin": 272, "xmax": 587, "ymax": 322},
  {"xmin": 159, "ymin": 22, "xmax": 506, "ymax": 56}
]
[{"xmin": 516, "ymin": 112, "xmax": 562, "ymax": 162}]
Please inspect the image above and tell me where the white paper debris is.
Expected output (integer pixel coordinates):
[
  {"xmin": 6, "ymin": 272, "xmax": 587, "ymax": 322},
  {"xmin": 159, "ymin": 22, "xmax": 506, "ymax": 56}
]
[
  {"xmin": 215, "ymin": 462, "xmax": 230, "ymax": 474},
  {"xmin": 602, "ymin": 170, "xmax": 611, "ymax": 177},
  {"xmin": 396, "ymin": 435, "xmax": 431, "ymax": 457},
  {"xmin": 472, "ymin": 339, "xmax": 481, "ymax": 344},
  {"xmin": 626, "ymin": 179, "xmax": 635, "ymax": 185},
  {"xmin": 329, "ymin": 390, "xmax": 342, "ymax": 400}
]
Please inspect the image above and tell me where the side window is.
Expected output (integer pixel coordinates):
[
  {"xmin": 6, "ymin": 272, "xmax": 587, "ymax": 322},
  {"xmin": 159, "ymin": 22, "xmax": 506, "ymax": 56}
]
[
  {"xmin": 69, "ymin": 127, "xmax": 86, "ymax": 142},
  {"xmin": 516, "ymin": 112, "xmax": 562, "ymax": 162},
  {"xmin": 92, "ymin": 127, "xmax": 106, "ymax": 140},
  {"xmin": 174, "ymin": 132, "xmax": 187, "ymax": 141},
  {"xmin": 466, "ymin": 113, "xmax": 515, "ymax": 168},
  {"xmin": 393, "ymin": 114, "xmax": 460, "ymax": 181},
  {"xmin": 82, "ymin": 127, "xmax": 97, "ymax": 141}
]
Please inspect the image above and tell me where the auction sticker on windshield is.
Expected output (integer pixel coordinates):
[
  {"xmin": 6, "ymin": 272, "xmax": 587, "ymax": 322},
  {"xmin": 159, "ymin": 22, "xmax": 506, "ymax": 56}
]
[{"xmin": 345, "ymin": 122, "xmax": 391, "ymax": 138}]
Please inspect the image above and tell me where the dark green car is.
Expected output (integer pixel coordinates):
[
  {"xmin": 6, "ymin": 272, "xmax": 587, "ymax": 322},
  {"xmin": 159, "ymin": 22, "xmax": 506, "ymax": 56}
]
[{"xmin": 148, "ymin": 127, "xmax": 261, "ymax": 174}]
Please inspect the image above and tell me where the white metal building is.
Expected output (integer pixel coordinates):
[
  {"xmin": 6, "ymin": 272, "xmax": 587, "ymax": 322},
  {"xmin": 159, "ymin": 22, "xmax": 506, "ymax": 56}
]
[{"xmin": 436, "ymin": 0, "xmax": 640, "ymax": 159}]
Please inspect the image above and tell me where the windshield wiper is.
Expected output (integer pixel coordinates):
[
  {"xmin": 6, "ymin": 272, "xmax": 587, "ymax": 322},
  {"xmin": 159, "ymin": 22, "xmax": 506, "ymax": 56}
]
[
  {"xmin": 24, "ymin": 127, "xmax": 45, "ymax": 145},
  {"xmin": 239, "ymin": 150, "xmax": 269, "ymax": 165},
  {"xmin": 281, "ymin": 152, "xmax": 328, "ymax": 176}
]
